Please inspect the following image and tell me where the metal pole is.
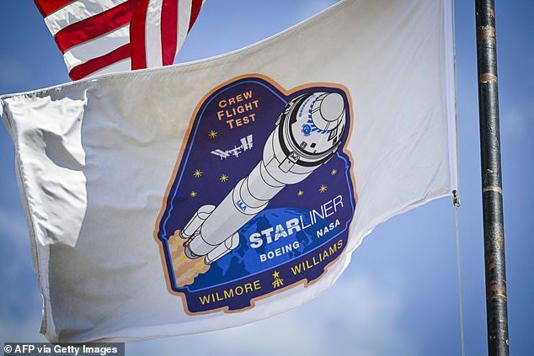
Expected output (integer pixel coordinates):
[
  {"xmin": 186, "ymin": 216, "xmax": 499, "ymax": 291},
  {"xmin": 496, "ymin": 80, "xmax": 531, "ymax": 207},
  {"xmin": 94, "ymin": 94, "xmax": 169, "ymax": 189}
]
[{"xmin": 475, "ymin": 1, "xmax": 509, "ymax": 354}]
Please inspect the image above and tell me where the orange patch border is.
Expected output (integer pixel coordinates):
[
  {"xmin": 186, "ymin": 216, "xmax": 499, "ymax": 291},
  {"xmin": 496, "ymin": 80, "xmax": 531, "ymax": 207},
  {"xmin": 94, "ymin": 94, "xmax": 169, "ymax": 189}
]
[{"xmin": 152, "ymin": 74, "xmax": 358, "ymax": 315}]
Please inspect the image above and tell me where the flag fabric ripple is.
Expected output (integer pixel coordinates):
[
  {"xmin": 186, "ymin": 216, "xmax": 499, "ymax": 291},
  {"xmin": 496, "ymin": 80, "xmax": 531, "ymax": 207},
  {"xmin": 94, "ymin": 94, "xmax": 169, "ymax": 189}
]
[{"xmin": 34, "ymin": 0, "xmax": 205, "ymax": 80}]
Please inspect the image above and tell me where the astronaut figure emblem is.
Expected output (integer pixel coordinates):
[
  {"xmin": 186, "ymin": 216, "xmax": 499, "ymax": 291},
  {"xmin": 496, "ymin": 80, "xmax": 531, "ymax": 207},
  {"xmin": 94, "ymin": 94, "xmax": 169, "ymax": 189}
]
[{"xmin": 155, "ymin": 75, "xmax": 357, "ymax": 314}]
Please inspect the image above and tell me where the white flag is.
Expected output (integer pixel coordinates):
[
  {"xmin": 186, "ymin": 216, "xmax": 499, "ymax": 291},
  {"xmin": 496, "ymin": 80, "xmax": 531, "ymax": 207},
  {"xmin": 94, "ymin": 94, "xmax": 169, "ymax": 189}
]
[{"xmin": 0, "ymin": 0, "xmax": 457, "ymax": 343}]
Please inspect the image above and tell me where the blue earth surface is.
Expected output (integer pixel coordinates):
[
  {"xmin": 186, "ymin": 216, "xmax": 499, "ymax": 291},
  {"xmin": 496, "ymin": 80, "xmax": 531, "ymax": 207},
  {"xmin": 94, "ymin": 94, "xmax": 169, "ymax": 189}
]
[{"xmin": 188, "ymin": 207, "xmax": 342, "ymax": 291}]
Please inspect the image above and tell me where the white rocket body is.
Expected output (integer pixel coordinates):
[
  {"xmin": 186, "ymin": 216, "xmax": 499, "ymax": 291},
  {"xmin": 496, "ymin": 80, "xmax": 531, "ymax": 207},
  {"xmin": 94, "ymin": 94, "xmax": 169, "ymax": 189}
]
[{"xmin": 182, "ymin": 92, "xmax": 347, "ymax": 264}]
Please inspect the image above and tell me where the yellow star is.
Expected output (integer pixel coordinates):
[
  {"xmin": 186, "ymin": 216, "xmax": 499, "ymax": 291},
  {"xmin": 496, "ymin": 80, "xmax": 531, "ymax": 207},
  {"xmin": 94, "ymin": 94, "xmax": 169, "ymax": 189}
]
[
  {"xmin": 331, "ymin": 169, "xmax": 338, "ymax": 175},
  {"xmin": 272, "ymin": 270, "xmax": 280, "ymax": 278},
  {"xmin": 220, "ymin": 174, "xmax": 229, "ymax": 182},
  {"xmin": 208, "ymin": 130, "xmax": 218, "ymax": 139},
  {"xmin": 193, "ymin": 169, "xmax": 202, "ymax": 178},
  {"xmin": 319, "ymin": 185, "xmax": 328, "ymax": 193},
  {"xmin": 297, "ymin": 190, "xmax": 304, "ymax": 197},
  {"xmin": 190, "ymin": 191, "xmax": 197, "ymax": 197}
]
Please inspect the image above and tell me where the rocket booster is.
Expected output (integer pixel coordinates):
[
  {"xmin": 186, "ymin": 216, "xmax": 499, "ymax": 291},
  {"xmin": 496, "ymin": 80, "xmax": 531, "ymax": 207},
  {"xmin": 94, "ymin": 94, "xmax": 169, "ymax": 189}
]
[{"xmin": 182, "ymin": 91, "xmax": 347, "ymax": 264}]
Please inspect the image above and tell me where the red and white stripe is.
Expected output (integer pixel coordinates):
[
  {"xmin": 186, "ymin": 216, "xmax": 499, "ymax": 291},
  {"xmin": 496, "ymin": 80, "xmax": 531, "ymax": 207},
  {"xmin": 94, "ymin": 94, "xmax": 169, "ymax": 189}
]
[{"xmin": 34, "ymin": 0, "xmax": 205, "ymax": 80}]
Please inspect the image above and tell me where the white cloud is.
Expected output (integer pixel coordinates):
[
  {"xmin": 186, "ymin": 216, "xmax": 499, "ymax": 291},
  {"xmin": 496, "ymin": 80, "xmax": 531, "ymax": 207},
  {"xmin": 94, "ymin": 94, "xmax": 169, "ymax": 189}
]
[
  {"xmin": 127, "ymin": 271, "xmax": 415, "ymax": 356},
  {"xmin": 0, "ymin": 208, "xmax": 45, "ymax": 343},
  {"xmin": 0, "ymin": 209, "xmax": 29, "ymax": 246},
  {"xmin": 0, "ymin": 314, "xmax": 46, "ymax": 343},
  {"xmin": 501, "ymin": 107, "xmax": 530, "ymax": 138}
]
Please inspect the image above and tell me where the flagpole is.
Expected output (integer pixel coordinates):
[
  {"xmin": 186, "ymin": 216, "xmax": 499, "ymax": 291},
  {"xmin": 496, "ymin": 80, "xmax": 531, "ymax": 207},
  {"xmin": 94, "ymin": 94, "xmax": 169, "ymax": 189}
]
[{"xmin": 474, "ymin": 1, "xmax": 509, "ymax": 355}]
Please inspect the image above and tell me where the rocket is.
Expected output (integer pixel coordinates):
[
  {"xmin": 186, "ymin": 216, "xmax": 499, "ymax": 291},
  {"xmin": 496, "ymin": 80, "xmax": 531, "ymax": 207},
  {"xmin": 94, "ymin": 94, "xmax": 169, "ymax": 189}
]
[{"xmin": 181, "ymin": 91, "xmax": 347, "ymax": 264}]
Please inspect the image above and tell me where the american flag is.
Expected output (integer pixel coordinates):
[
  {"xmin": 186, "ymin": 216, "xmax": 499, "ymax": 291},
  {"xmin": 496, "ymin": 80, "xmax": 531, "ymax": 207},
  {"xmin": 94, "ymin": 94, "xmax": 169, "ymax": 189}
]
[{"xmin": 34, "ymin": 0, "xmax": 205, "ymax": 80}]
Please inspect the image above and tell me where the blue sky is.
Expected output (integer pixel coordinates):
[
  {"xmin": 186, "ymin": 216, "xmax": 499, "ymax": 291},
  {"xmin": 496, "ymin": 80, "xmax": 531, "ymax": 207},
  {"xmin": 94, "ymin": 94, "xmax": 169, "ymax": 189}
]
[{"xmin": 0, "ymin": 1, "xmax": 532, "ymax": 355}]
